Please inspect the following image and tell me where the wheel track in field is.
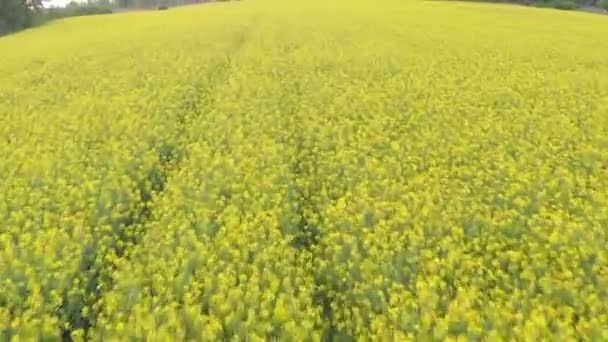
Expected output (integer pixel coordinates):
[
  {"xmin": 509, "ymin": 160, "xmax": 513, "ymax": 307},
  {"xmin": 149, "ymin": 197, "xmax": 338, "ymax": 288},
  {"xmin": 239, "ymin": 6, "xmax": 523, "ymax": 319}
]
[
  {"xmin": 281, "ymin": 77, "xmax": 343, "ymax": 340},
  {"xmin": 289, "ymin": 133, "xmax": 340, "ymax": 341},
  {"xmin": 59, "ymin": 27, "xmax": 252, "ymax": 342}
]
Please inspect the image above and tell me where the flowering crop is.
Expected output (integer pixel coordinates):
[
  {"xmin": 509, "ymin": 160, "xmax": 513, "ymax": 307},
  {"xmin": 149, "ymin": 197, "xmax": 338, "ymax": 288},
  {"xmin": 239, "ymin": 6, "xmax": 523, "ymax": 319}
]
[{"xmin": 1, "ymin": 0, "xmax": 608, "ymax": 340}]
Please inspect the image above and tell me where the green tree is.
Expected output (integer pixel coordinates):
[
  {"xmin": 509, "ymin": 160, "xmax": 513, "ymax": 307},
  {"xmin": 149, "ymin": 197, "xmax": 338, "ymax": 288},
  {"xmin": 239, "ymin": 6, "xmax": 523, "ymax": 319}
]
[
  {"xmin": 0, "ymin": 0, "xmax": 45, "ymax": 33},
  {"xmin": 0, "ymin": 0, "xmax": 28, "ymax": 32}
]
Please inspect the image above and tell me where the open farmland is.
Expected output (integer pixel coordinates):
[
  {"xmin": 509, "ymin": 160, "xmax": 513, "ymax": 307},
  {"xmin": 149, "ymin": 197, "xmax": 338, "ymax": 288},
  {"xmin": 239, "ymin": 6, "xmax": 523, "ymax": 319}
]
[{"xmin": 1, "ymin": 0, "xmax": 608, "ymax": 340}]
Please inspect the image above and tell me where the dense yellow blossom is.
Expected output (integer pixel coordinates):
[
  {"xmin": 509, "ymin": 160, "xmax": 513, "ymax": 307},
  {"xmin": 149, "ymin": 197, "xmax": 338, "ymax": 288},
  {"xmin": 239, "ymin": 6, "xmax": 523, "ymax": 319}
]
[{"xmin": 1, "ymin": 0, "xmax": 607, "ymax": 340}]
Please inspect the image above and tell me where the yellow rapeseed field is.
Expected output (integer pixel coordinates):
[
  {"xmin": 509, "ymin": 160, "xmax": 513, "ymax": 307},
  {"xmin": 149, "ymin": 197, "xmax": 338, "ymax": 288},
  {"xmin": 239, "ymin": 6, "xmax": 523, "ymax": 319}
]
[{"xmin": 1, "ymin": 0, "xmax": 607, "ymax": 340}]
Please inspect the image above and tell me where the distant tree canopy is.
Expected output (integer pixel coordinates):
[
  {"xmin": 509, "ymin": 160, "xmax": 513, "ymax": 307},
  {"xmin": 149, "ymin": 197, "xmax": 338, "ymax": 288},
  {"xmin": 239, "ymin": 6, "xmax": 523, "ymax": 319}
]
[
  {"xmin": 0, "ymin": 0, "xmax": 46, "ymax": 33},
  {"xmin": 454, "ymin": 0, "xmax": 607, "ymax": 10},
  {"xmin": 530, "ymin": 0, "xmax": 606, "ymax": 10},
  {"xmin": 0, "ymin": 0, "xmax": 213, "ymax": 35},
  {"xmin": 0, "ymin": 0, "xmax": 113, "ymax": 35},
  {"xmin": 117, "ymin": 0, "xmax": 207, "ymax": 9},
  {"xmin": 45, "ymin": 0, "xmax": 112, "ymax": 20}
]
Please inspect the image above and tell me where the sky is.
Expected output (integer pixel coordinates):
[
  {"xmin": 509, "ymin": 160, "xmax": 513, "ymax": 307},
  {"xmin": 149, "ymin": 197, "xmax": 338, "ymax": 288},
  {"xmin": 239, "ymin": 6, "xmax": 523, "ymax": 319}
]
[{"xmin": 45, "ymin": 0, "xmax": 83, "ymax": 8}]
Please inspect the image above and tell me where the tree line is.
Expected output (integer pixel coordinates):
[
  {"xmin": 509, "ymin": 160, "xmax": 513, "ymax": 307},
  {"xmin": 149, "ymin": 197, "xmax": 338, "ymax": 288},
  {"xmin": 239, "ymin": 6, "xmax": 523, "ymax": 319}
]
[
  {"xmin": 0, "ymin": 0, "xmax": 111, "ymax": 34},
  {"xmin": 1, "ymin": 0, "xmax": 45, "ymax": 33},
  {"xmin": 0, "ymin": 0, "xmax": 213, "ymax": 35},
  {"xmin": 2, "ymin": 0, "xmax": 604, "ymax": 37},
  {"xmin": 456, "ymin": 0, "xmax": 607, "ymax": 10}
]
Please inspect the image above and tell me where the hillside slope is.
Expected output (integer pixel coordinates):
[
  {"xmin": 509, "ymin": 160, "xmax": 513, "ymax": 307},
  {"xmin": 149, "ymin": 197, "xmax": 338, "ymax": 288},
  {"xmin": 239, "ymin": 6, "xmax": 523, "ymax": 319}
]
[{"xmin": 1, "ymin": 0, "xmax": 608, "ymax": 340}]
